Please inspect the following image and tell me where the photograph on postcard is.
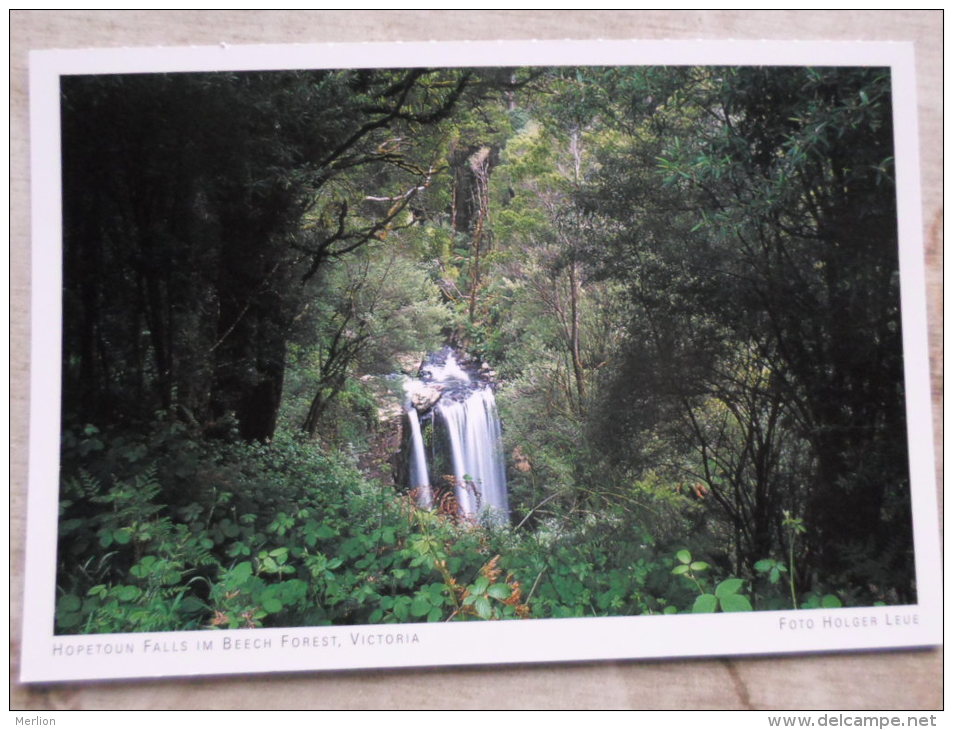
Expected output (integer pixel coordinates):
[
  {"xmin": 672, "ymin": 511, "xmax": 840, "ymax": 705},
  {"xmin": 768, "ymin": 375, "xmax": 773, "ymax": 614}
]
[{"xmin": 22, "ymin": 40, "xmax": 940, "ymax": 681}]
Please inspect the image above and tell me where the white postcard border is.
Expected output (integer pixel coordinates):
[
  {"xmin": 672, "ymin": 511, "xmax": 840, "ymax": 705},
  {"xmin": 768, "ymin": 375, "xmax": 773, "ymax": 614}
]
[{"xmin": 21, "ymin": 39, "xmax": 941, "ymax": 683}]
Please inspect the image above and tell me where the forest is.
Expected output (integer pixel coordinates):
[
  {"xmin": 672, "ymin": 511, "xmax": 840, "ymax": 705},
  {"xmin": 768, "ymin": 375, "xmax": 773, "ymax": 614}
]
[{"xmin": 54, "ymin": 64, "xmax": 914, "ymax": 633}]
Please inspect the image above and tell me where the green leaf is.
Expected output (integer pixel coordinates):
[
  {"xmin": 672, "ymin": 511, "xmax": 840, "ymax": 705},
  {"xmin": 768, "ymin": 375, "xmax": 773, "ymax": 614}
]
[
  {"xmin": 676, "ymin": 550, "xmax": 692, "ymax": 564},
  {"xmin": 261, "ymin": 557, "xmax": 278, "ymax": 573},
  {"xmin": 179, "ymin": 596, "xmax": 206, "ymax": 614},
  {"xmin": 689, "ymin": 561, "xmax": 709, "ymax": 572},
  {"xmin": 487, "ymin": 583, "xmax": 512, "ymax": 600},
  {"xmin": 474, "ymin": 596, "xmax": 493, "ymax": 620},
  {"xmin": 671, "ymin": 564, "xmax": 690, "ymax": 576},
  {"xmin": 821, "ymin": 594, "xmax": 842, "ymax": 609},
  {"xmin": 56, "ymin": 612, "xmax": 82, "ymax": 628},
  {"xmin": 425, "ymin": 583, "xmax": 446, "ymax": 600},
  {"xmin": 472, "ymin": 576, "xmax": 490, "ymax": 595},
  {"xmin": 230, "ymin": 561, "xmax": 253, "ymax": 583},
  {"xmin": 59, "ymin": 518, "xmax": 84, "ymax": 534},
  {"xmin": 57, "ymin": 594, "xmax": 82, "ymax": 613},
  {"xmin": 692, "ymin": 594, "xmax": 718, "ymax": 613},
  {"xmin": 130, "ymin": 556, "xmax": 157, "ymax": 578},
  {"xmin": 715, "ymin": 578, "xmax": 744, "ymax": 598},
  {"xmin": 393, "ymin": 597, "xmax": 410, "ymax": 621},
  {"xmin": 719, "ymin": 594, "xmax": 753, "ymax": 612},
  {"xmin": 262, "ymin": 598, "xmax": 283, "ymax": 614},
  {"xmin": 753, "ymin": 559, "xmax": 773, "ymax": 572},
  {"xmin": 410, "ymin": 595, "xmax": 431, "ymax": 617},
  {"xmin": 117, "ymin": 585, "xmax": 141, "ymax": 602}
]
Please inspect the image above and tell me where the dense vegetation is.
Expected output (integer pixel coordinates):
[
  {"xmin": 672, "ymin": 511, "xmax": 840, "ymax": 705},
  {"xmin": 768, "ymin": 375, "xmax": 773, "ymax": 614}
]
[{"xmin": 55, "ymin": 65, "xmax": 912, "ymax": 633}]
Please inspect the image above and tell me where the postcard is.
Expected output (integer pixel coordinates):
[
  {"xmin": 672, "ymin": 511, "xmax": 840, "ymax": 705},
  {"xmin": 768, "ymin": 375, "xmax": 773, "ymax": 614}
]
[{"xmin": 20, "ymin": 39, "xmax": 941, "ymax": 682}]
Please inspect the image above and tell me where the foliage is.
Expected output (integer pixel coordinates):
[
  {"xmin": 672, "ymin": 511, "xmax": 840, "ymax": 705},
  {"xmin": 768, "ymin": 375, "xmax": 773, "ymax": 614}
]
[
  {"xmin": 290, "ymin": 246, "xmax": 454, "ymax": 436},
  {"xmin": 581, "ymin": 66, "xmax": 912, "ymax": 602},
  {"xmin": 61, "ymin": 68, "xmax": 478, "ymax": 442},
  {"xmin": 55, "ymin": 64, "xmax": 914, "ymax": 635},
  {"xmin": 672, "ymin": 550, "xmax": 752, "ymax": 613},
  {"xmin": 58, "ymin": 424, "xmax": 537, "ymax": 632}
]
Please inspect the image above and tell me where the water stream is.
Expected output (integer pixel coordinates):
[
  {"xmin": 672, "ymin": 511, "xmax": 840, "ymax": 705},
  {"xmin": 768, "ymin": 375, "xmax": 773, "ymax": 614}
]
[
  {"xmin": 406, "ymin": 406, "xmax": 433, "ymax": 509},
  {"xmin": 403, "ymin": 348, "xmax": 509, "ymax": 524}
]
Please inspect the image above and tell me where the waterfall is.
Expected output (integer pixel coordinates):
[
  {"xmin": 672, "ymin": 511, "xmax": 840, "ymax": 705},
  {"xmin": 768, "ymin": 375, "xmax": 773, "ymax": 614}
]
[
  {"xmin": 403, "ymin": 348, "xmax": 509, "ymax": 524},
  {"xmin": 438, "ymin": 388, "xmax": 509, "ymax": 521},
  {"xmin": 405, "ymin": 406, "xmax": 433, "ymax": 509}
]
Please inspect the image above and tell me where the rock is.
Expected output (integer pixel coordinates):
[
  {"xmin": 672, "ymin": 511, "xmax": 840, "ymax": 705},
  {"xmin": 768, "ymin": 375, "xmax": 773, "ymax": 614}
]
[
  {"xmin": 377, "ymin": 400, "xmax": 404, "ymax": 424},
  {"xmin": 395, "ymin": 351, "xmax": 427, "ymax": 375},
  {"xmin": 356, "ymin": 374, "xmax": 404, "ymax": 424},
  {"xmin": 408, "ymin": 383, "xmax": 444, "ymax": 413}
]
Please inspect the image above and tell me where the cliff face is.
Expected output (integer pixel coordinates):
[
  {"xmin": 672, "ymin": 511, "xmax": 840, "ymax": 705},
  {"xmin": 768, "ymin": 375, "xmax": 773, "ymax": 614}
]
[{"xmin": 354, "ymin": 374, "xmax": 406, "ymax": 488}]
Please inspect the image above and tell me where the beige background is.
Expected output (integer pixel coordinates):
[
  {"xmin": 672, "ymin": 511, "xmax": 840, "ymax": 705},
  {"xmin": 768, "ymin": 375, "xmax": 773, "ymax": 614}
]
[{"xmin": 10, "ymin": 10, "xmax": 942, "ymax": 710}]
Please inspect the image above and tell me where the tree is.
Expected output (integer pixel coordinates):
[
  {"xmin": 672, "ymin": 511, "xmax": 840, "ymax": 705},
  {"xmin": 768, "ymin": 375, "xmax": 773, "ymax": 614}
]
[
  {"xmin": 61, "ymin": 68, "xmax": 471, "ymax": 441},
  {"xmin": 583, "ymin": 66, "xmax": 911, "ymax": 598},
  {"xmin": 486, "ymin": 94, "xmax": 629, "ymax": 522},
  {"xmin": 297, "ymin": 247, "xmax": 451, "ymax": 436}
]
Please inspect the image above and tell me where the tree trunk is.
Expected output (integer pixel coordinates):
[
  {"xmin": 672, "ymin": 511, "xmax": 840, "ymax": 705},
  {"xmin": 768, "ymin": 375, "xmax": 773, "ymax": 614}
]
[{"xmin": 568, "ymin": 260, "xmax": 586, "ymax": 406}]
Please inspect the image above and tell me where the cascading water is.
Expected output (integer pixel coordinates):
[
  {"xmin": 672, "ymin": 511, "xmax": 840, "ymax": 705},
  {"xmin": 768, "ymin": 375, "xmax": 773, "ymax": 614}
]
[
  {"xmin": 402, "ymin": 348, "xmax": 509, "ymax": 524},
  {"xmin": 405, "ymin": 406, "xmax": 433, "ymax": 509},
  {"xmin": 438, "ymin": 389, "xmax": 509, "ymax": 519}
]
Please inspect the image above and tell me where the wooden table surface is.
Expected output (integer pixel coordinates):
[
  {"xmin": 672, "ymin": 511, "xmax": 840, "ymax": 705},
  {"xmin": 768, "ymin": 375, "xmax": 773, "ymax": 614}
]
[{"xmin": 10, "ymin": 10, "xmax": 942, "ymax": 710}]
